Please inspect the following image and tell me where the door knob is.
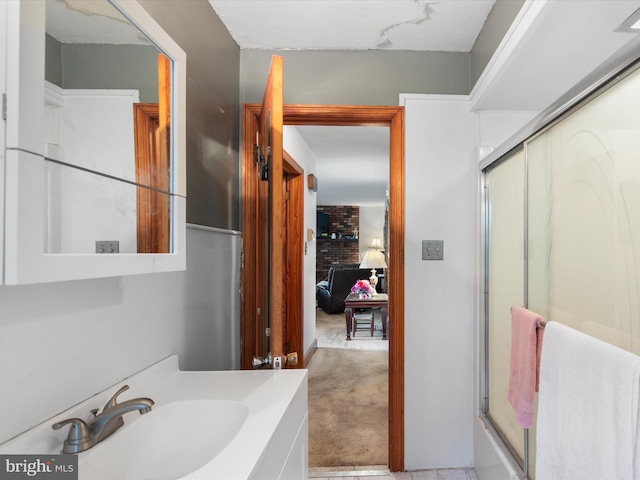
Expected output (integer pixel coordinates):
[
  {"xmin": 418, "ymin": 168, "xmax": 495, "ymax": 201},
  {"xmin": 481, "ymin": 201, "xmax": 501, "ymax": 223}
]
[
  {"xmin": 252, "ymin": 353, "xmax": 272, "ymax": 369},
  {"xmin": 285, "ymin": 352, "xmax": 298, "ymax": 365}
]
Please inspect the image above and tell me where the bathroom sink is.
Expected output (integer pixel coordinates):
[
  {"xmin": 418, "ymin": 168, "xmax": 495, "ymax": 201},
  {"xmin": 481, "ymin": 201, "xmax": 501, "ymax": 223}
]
[
  {"xmin": 78, "ymin": 399, "xmax": 248, "ymax": 480},
  {"xmin": 0, "ymin": 356, "xmax": 308, "ymax": 479}
]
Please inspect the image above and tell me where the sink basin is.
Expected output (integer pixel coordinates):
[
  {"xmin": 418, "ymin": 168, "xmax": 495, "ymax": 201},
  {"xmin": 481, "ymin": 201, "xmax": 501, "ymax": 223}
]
[{"xmin": 78, "ymin": 399, "xmax": 248, "ymax": 480}]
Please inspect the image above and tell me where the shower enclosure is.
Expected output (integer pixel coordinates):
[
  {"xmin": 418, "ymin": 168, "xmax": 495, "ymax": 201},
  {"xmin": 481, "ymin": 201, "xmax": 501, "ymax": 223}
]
[{"xmin": 480, "ymin": 55, "xmax": 640, "ymax": 479}]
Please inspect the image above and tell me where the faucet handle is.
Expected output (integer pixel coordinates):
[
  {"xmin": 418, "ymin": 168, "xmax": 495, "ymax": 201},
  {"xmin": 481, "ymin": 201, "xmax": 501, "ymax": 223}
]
[
  {"xmin": 103, "ymin": 385, "xmax": 129, "ymax": 410},
  {"xmin": 52, "ymin": 418, "xmax": 90, "ymax": 454}
]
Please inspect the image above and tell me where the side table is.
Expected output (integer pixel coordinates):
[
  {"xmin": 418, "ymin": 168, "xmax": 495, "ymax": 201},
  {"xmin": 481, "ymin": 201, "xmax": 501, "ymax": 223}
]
[{"xmin": 344, "ymin": 293, "xmax": 389, "ymax": 340}]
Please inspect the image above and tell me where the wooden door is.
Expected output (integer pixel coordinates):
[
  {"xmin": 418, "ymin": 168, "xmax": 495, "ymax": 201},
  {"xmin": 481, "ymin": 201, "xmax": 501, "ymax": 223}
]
[
  {"xmin": 242, "ymin": 55, "xmax": 301, "ymax": 370},
  {"xmin": 256, "ymin": 55, "xmax": 285, "ymax": 364}
]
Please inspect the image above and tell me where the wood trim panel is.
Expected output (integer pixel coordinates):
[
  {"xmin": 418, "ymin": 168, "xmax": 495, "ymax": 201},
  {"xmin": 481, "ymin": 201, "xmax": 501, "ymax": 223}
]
[
  {"xmin": 133, "ymin": 103, "xmax": 170, "ymax": 253},
  {"xmin": 387, "ymin": 108, "xmax": 405, "ymax": 472},
  {"xmin": 283, "ymin": 149, "xmax": 304, "ymax": 367},
  {"xmin": 241, "ymin": 105, "xmax": 259, "ymax": 370},
  {"xmin": 284, "ymin": 170, "xmax": 304, "ymax": 366},
  {"xmin": 284, "ymin": 149, "xmax": 304, "ymax": 174}
]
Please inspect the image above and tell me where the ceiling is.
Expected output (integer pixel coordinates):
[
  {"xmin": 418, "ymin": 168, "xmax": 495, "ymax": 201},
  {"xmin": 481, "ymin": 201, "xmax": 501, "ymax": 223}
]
[
  {"xmin": 208, "ymin": 0, "xmax": 496, "ymax": 52},
  {"xmin": 46, "ymin": 0, "xmax": 152, "ymax": 45}
]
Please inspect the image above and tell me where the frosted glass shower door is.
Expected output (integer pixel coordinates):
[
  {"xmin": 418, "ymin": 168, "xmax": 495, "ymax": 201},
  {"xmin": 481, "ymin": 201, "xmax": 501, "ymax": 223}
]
[
  {"xmin": 527, "ymin": 66, "xmax": 640, "ymax": 354},
  {"xmin": 485, "ymin": 149, "xmax": 526, "ymax": 463}
]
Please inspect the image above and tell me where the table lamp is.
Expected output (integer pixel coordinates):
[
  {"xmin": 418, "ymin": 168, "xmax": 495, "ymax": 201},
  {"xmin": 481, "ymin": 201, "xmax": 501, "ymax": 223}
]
[{"xmin": 360, "ymin": 248, "xmax": 387, "ymax": 293}]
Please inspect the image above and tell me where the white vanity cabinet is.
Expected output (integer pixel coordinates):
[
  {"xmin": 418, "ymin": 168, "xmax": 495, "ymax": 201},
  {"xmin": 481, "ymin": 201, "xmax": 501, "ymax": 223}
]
[{"xmin": 1, "ymin": 0, "xmax": 186, "ymax": 284}]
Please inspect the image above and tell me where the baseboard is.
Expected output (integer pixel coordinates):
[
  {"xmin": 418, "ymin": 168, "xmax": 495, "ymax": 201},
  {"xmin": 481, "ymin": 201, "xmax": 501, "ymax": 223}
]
[
  {"xmin": 304, "ymin": 338, "xmax": 318, "ymax": 367},
  {"xmin": 309, "ymin": 467, "xmax": 390, "ymax": 477}
]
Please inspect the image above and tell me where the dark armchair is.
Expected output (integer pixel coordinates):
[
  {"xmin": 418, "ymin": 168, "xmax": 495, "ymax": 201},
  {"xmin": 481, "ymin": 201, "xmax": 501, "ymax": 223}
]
[{"xmin": 316, "ymin": 267, "xmax": 372, "ymax": 314}]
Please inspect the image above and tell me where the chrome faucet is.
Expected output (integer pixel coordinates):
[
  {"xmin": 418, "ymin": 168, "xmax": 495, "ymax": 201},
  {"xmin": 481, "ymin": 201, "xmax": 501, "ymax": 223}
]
[{"xmin": 52, "ymin": 385, "xmax": 154, "ymax": 454}]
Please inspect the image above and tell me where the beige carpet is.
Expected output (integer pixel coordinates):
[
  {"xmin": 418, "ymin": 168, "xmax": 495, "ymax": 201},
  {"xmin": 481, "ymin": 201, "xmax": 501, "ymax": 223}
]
[
  {"xmin": 315, "ymin": 308, "xmax": 389, "ymax": 351},
  {"xmin": 308, "ymin": 310, "xmax": 388, "ymax": 468}
]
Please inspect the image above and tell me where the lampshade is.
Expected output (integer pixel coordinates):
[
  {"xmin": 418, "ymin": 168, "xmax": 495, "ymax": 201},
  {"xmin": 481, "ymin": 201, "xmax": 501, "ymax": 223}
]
[
  {"xmin": 369, "ymin": 238, "xmax": 383, "ymax": 250},
  {"xmin": 360, "ymin": 249, "xmax": 387, "ymax": 293},
  {"xmin": 360, "ymin": 249, "xmax": 387, "ymax": 269}
]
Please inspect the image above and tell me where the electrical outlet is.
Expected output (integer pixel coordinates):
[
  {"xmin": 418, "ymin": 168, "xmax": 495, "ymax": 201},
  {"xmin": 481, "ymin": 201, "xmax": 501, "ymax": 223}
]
[
  {"xmin": 96, "ymin": 240, "xmax": 119, "ymax": 254},
  {"xmin": 422, "ymin": 240, "xmax": 444, "ymax": 260}
]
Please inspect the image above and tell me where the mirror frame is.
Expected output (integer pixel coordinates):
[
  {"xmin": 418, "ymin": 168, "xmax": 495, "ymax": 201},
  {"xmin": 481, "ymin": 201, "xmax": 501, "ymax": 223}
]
[{"xmin": 3, "ymin": 0, "xmax": 186, "ymax": 284}]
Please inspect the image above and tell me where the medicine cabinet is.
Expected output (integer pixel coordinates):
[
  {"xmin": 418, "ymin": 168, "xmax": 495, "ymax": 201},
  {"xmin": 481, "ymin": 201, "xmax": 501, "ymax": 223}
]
[{"xmin": 2, "ymin": 0, "xmax": 186, "ymax": 284}]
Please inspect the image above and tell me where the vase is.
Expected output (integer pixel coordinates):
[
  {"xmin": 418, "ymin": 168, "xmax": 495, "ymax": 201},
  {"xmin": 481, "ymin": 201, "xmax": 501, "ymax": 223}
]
[{"xmin": 359, "ymin": 293, "xmax": 371, "ymax": 299}]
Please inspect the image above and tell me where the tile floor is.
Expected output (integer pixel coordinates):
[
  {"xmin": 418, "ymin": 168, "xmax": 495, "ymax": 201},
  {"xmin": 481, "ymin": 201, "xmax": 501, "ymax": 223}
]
[{"xmin": 310, "ymin": 467, "xmax": 479, "ymax": 480}]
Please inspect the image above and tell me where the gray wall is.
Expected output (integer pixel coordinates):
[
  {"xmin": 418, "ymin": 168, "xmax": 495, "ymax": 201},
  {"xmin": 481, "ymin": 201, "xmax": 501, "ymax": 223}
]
[
  {"xmin": 140, "ymin": 0, "xmax": 241, "ymax": 230},
  {"xmin": 45, "ymin": 34, "xmax": 63, "ymax": 87},
  {"xmin": 470, "ymin": 0, "xmax": 525, "ymax": 86},
  {"xmin": 62, "ymin": 44, "xmax": 160, "ymax": 103},
  {"xmin": 241, "ymin": 49, "xmax": 470, "ymax": 105},
  {"xmin": 45, "ymin": 36, "xmax": 160, "ymax": 103}
]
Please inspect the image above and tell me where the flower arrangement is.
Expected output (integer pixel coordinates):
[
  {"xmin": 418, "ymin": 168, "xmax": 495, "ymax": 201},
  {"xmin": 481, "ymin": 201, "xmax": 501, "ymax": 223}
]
[{"xmin": 351, "ymin": 279, "xmax": 375, "ymax": 296}]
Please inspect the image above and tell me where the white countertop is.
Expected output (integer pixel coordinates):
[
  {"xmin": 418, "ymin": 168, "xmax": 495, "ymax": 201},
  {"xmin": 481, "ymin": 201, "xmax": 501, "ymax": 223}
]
[{"xmin": 0, "ymin": 356, "xmax": 308, "ymax": 479}]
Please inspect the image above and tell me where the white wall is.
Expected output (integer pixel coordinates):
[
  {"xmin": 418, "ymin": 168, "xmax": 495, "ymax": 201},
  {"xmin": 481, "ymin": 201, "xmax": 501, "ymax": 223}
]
[
  {"xmin": 359, "ymin": 205, "xmax": 386, "ymax": 260},
  {"xmin": 45, "ymin": 86, "xmax": 141, "ymax": 254},
  {"xmin": 403, "ymin": 94, "xmax": 477, "ymax": 469},
  {"xmin": 474, "ymin": 110, "xmax": 539, "ymax": 161},
  {"xmin": 283, "ymin": 126, "xmax": 318, "ymax": 357},
  {"xmin": 58, "ymin": 90, "xmax": 139, "ymax": 254},
  {"xmin": 0, "ymin": 225, "xmax": 240, "ymax": 444},
  {"xmin": 402, "ymin": 94, "xmax": 538, "ymax": 471}
]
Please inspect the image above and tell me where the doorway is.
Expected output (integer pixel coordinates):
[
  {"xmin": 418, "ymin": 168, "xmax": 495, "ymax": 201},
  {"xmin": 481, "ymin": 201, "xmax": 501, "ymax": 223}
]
[
  {"xmin": 302, "ymin": 124, "xmax": 390, "ymax": 473},
  {"xmin": 241, "ymin": 104, "xmax": 405, "ymax": 472}
]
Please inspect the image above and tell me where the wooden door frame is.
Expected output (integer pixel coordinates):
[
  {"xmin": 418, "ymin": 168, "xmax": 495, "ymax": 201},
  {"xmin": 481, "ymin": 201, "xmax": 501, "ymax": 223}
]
[
  {"xmin": 241, "ymin": 104, "xmax": 405, "ymax": 472},
  {"xmin": 283, "ymin": 150, "xmax": 304, "ymax": 366},
  {"xmin": 133, "ymin": 103, "xmax": 170, "ymax": 253}
]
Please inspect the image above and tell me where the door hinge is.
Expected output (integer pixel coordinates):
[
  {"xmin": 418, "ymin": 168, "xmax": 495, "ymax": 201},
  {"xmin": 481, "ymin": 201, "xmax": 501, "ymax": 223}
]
[
  {"xmin": 265, "ymin": 327, "xmax": 271, "ymax": 337},
  {"xmin": 285, "ymin": 191, "xmax": 290, "ymax": 201},
  {"xmin": 254, "ymin": 142, "xmax": 269, "ymax": 181},
  {"xmin": 2, "ymin": 94, "xmax": 6, "ymax": 121}
]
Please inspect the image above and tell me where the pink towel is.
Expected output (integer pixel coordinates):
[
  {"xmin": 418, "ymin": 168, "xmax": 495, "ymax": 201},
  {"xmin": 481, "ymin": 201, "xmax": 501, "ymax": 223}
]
[{"xmin": 508, "ymin": 306, "xmax": 545, "ymax": 428}]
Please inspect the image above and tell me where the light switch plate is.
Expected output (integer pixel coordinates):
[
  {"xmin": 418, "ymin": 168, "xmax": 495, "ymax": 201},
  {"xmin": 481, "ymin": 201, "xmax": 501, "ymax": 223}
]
[
  {"xmin": 96, "ymin": 240, "xmax": 119, "ymax": 254},
  {"xmin": 422, "ymin": 240, "xmax": 444, "ymax": 260}
]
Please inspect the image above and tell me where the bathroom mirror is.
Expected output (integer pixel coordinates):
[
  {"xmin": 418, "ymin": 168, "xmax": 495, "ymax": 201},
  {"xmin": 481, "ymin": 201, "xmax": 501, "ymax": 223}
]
[
  {"xmin": 44, "ymin": 0, "xmax": 163, "ymax": 182},
  {"xmin": 44, "ymin": 0, "xmax": 172, "ymax": 254},
  {"xmin": 3, "ymin": 0, "xmax": 186, "ymax": 283}
]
